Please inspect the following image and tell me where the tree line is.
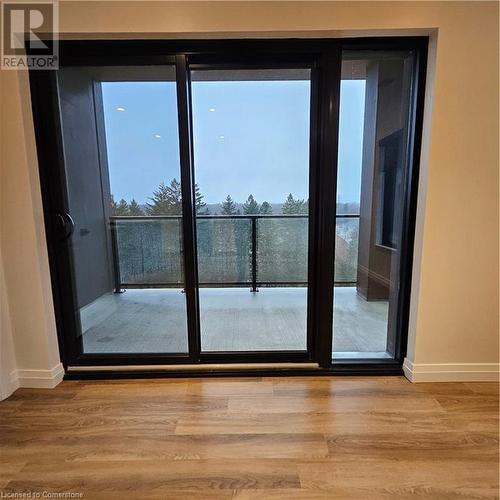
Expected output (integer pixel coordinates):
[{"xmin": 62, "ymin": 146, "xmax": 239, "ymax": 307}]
[{"xmin": 111, "ymin": 178, "xmax": 309, "ymax": 216}]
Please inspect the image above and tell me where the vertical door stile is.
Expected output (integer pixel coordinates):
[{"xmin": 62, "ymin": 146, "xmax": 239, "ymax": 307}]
[
  {"xmin": 175, "ymin": 54, "xmax": 201, "ymax": 360},
  {"xmin": 306, "ymin": 61, "xmax": 320, "ymax": 360},
  {"xmin": 314, "ymin": 44, "xmax": 342, "ymax": 368}
]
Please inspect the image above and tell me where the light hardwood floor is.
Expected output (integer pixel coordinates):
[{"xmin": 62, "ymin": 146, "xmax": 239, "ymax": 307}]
[{"xmin": 0, "ymin": 376, "xmax": 498, "ymax": 499}]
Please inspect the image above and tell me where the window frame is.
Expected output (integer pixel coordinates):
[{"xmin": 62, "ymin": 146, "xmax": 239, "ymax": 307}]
[{"xmin": 28, "ymin": 37, "xmax": 428, "ymax": 377}]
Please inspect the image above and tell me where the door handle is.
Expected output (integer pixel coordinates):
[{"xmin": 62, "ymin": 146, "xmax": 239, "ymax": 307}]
[{"xmin": 57, "ymin": 212, "xmax": 75, "ymax": 240}]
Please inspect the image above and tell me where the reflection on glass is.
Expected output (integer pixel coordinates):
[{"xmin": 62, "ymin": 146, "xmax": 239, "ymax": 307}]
[
  {"xmin": 62, "ymin": 71, "xmax": 190, "ymax": 354},
  {"xmin": 191, "ymin": 68, "xmax": 311, "ymax": 352},
  {"xmin": 333, "ymin": 53, "xmax": 414, "ymax": 359}
]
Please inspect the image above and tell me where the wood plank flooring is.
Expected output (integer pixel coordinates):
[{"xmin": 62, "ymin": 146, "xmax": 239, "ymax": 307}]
[{"xmin": 0, "ymin": 376, "xmax": 498, "ymax": 499}]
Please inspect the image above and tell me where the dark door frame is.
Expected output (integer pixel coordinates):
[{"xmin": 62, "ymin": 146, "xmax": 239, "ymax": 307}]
[{"xmin": 28, "ymin": 37, "xmax": 428, "ymax": 377}]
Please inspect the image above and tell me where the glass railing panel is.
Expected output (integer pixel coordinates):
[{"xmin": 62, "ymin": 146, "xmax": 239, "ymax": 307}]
[
  {"xmin": 256, "ymin": 216, "xmax": 308, "ymax": 285},
  {"xmin": 114, "ymin": 215, "xmax": 361, "ymax": 287},
  {"xmin": 196, "ymin": 217, "xmax": 252, "ymax": 285},
  {"xmin": 113, "ymin": 217, "xmax": 184, "ymax": 286},
  {"xmin": 334, "ymin": 216, "xmax": 359, "ymax": 284}
]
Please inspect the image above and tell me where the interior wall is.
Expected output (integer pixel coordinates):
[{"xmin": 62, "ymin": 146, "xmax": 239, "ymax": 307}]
[
  {"xmin": 0, "ymin": 245, "xmax": 18, "ymax": 400},
  {"xmin": 0, "ymin": 69, "xmax": 18, "ymax": 400},
  {"xmin": 0, "ymin": 1, "xmax": 498, "ymax": 394},
  {"xmin": 0, "ymin": 69, "xmax": 63, "ymax": 398}
]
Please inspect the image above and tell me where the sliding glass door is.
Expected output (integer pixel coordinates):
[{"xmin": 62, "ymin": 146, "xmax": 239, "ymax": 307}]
[
  {"xmin": 190, "ymin": 67, "xmax": 312, "ymax": 353},
  {"xmin": 30, "ymin": 38, "xmax": 426, "ymax": 371},
  {"xmin": 56, "ymin": 65, "xmax": 190, "ymax": 356},
  {"xmin": 332, "ymin": 49, "xmax": 418, "ymax": 361},
  {"xmin": 51, "ymin": 58, "xmax": 318, "ymax": 363}
]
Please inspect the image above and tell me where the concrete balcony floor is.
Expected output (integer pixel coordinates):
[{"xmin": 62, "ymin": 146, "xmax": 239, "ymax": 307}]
[{"xmin": 81, "ymin": 287, "xmax": 389, "ymax": 355}]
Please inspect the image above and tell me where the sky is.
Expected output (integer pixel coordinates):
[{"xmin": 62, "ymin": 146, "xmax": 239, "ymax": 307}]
[{"xmin": 102, "ymin": 78, "xmax": 365, "ymax": 206}]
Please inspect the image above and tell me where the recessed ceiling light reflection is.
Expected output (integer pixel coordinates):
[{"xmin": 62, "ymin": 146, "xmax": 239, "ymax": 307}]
[
  {"xmin": 209, "ymin": 108, "xmax": 216, "ymax": 112},
  {"xmin": 219, "ymin": 135, "xmax": 225, "ymax": 140},
  {"xmin": 116, "ymin": 107, "xmax": 126, "ymax": 112},
  {"xmin": 154, "ymin": 134, "xmax": 162, "ymax": 139}
]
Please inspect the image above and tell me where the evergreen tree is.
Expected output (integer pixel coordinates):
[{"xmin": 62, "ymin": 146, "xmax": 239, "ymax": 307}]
[
  {"xmin": 114, "ymin": 198, "xmax": 130, "ymax": 216},
  {"xmin": 282, "ymin": 193, "xmax": 296, "ymax": 214},
  {"xmin": 220, "ymin": 195, "xmax": 238, "ymax": 215},
  {"xmin": 146, "ymin": 179, "xmax": 182, "ymax": 215},
  {"xmin": 242, "ymin": 194, "xmax": 260, "ymax": 214},
  {"xmin": 195, "ymin": 184, "xmax": 209, "ymax": 215},
  {"xmin": 110, "ymin": 195, "xmax": 118, "ymax": 215},
  {"xmin": 302, "ymin": 199, "xmax": 309, "ymax": 214},
  {"xmin": 128, "ymin": 198, "xmax": 144, "ymax": 216},
  {"xmin": 259, "ymin": 201, "xmax": 273, "ymax": 215},
  {"xmin": 282, "ymin": 193, "xmax": 307, "ymax": 214}
]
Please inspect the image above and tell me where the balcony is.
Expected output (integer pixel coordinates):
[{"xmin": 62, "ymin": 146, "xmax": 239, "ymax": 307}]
[{"xmin": 80, "ymin": 215, "xmax": 389, "ymax": 355}]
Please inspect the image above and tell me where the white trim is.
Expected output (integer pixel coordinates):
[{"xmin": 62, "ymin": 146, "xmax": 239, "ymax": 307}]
[
  {"xmin": 9, "ymin": 369, "xmax": 20, "ymax": 391},
  {"xmin": 0, "ymin": 370, "xmax": 20, "ymax": 400},
  {"xmin": 13, "ymin": 363, "xmax": 65, "ymax": 389},
  {"xmin": 403, "ymin": 358, "xmax": 500, "ymax": 383}
]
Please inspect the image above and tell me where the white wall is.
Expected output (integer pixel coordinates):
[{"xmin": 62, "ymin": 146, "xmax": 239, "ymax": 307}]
[
  {"xmin": 0, "ymin": 1, "xmax": 498, "ymax": 397},
  {"xmin": 0, "ymin": 245, "xmax": 18, "ymax": 400},
  {"xmin": 0, "ymin": 70, "xmax": 64, "ymax": 398},
  {"xmin": 0, "ymin": 68, "xmax": 19, "ymax": 399}
]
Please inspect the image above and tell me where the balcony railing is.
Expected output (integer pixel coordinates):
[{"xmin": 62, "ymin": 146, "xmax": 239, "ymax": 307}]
[{"xmin": 110, "ymin": 214, "xmax": 360, "ymax": 291}]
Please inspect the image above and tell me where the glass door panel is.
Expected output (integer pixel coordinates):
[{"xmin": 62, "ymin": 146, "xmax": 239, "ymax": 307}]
[
  {"xmin": 332, "ymin": 52, "xmax": 414, "ymax": 359},
  {"xmin": 57, "ymin": 66, "xmax": 189, "ymax": 354},
  {"xmin": 190, "ymin": 68, "xmax": 312, "ymax": 352}
]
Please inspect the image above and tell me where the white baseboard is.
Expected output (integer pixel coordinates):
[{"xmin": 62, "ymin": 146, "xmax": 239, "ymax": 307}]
[
  {"xmin": 12, "ymin": 363, "xmax": 65, "ymax": 389},
  {"xmin": 0, "ymin": 371, "xmax": 20, "ymax": 400},
  {"xmin": 403, "ymin": 358, "xmax": 500, "ymax": 382}
]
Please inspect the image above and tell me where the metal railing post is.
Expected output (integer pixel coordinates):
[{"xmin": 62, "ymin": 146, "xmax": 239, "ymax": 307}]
[
  {"xmin": 110, "ymin": 219, "xmax": 125, "ymax": 294},
  {"xmin": 251, "ymin": 216, "xmax": 258, "ymax": 292}
]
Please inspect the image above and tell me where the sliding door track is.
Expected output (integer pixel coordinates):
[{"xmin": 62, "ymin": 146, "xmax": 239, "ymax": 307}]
[
  {"xmin": 67, "ymin": 362, "xmax": 319, "ymax": 373},
  {"xmin": 64, "ymin": 361, "xmax": 404, "ymax": 379}
]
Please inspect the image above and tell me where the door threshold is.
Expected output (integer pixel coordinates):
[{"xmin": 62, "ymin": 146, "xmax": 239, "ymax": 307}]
[{"xmin": 67, "ymin": 362, "xmax": 319, "ymax": 373}]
